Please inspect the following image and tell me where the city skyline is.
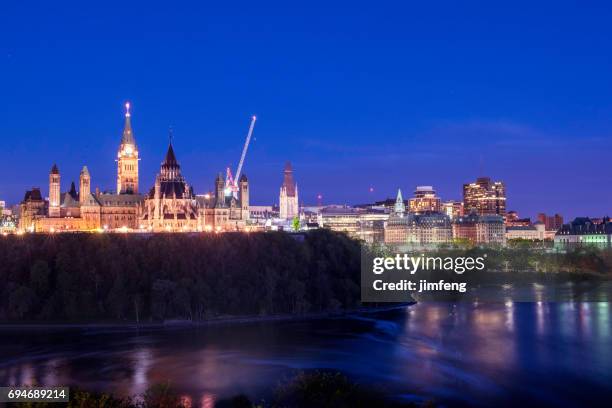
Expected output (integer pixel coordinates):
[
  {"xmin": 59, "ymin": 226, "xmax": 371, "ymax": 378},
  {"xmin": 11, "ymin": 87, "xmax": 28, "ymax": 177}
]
[
  {"xmin": 0, "ymin": 102, "xmax": 605, "ymax": 221},
  {"xmin": 2, "ymin": 1, "xmax": 612, "ymax": 219},
  {"xmin": 0, "ymin": 101, "xmax": 606, "ymax": 220}
]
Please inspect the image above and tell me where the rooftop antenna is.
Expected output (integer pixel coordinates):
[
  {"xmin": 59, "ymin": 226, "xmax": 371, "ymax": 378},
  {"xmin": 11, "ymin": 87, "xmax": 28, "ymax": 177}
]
[{"xmin": 169, "ymin": 126, "xmax": 174, "ymax": 145}]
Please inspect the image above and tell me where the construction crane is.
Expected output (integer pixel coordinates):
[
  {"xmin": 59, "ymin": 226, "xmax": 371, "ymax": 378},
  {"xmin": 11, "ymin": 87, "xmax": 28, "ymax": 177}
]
[{"xmin": 225, "ymin": 115, "xmax": 257, "ymax": 198}]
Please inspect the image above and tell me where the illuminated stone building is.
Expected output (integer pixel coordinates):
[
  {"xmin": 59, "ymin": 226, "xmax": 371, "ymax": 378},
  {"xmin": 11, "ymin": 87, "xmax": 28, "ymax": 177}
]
[
  {"xmin": 407, "ymin": 212, "xmax": 453, "ymax": 246},
  {"xmin": 453, "ymin": 210, "xmax": 506, "ymax": 245},
  {"xmin": 17, "ymin": 103, "xmax": 251, "ymax": 233},
  {"xmin": 140, "ymin": 145, "xmax": 250, "ymax": 232},
  {"xmin": 20, "ymin": 104, "xmax": 145, "ymax": 232},
  {"xmin": 384, "ymin": 189, "xmax": 409, "ymax": 244},
  {"xmin": 18, "ymin": 188, "xmax": 46, "ymax": 231},
  {"xmin": 463, "ymin": 177, "xmax": 506, "ymax": 219},
  {"xmin": 409, "ymin": 186, "xmax": 441, "ymax": 213},
  {"xmin": 506, "ymin": 222, "xmax": 546, "ymax": 241},
  {"xmin": 477, "ymin": 214, "xmax": 506, "ymax": 244},
  {"xmin": 384, "ymin": 189, "xmax": 452, "ymax": 247},
  {"xmin": 279, "ymin": 162, "xmax": 299, "ymax": 220},
  {"xmin": 141, "ymin": 143, "xmax": 198, "ymax": 232}
]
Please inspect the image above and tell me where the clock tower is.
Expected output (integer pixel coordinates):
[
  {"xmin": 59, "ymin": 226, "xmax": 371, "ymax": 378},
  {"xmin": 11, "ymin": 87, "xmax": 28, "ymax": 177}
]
[{"xmin": 117, "ymin": 102, "xmax": 139, "ymax": 194}]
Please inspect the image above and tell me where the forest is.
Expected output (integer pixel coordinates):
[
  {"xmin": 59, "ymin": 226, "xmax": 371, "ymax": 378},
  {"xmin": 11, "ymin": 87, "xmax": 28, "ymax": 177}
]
[{"xmin": 0, "ymin": 230, "xmax": 362, "ymax": 322}]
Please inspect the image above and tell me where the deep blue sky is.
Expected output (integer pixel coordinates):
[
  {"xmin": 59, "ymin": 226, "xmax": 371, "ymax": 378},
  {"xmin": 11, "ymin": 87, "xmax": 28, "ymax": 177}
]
[{"xmin": 1, "ymin": 1, "xmax": 611, "ymax": 219}]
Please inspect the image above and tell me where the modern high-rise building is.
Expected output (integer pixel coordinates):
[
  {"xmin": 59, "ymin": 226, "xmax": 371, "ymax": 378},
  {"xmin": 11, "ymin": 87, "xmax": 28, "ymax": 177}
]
[
  {"xmin": 463, "ymin": 177, "xmax": 506, "ymax": 218},
  {"xmin": 409, "ymin": 186, "xmax": 441, "ymax": 213},
  {"xmin": 279, "ymin": 162, "xmax": 299, "ymax": 220}
]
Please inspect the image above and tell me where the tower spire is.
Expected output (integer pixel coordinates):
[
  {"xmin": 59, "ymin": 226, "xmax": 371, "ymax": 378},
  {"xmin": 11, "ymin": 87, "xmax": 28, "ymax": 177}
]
[
  {"xmin": 117, "ymin": 101, "xmax": 139, "ymax": 194},
  {"xmin": 121, "ymin": 101, "xmax": 136, "ymax": 145},
  {"xmin": 394, "ymin": 189, "xmax": 405, "ymax": 215}
]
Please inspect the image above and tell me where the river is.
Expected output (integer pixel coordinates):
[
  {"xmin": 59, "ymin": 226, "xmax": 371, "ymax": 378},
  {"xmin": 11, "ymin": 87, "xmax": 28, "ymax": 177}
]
[{"xmin": 1, "ymin": 300, "xmax": 611, "ymax": 407}]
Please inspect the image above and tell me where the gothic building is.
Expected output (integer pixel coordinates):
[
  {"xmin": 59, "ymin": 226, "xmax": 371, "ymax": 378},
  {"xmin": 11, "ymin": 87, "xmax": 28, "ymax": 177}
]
[
  {"xmin": 279, "ymin": 161, "xmax": 299, "ymax": 220},
  {"xmin": 141, "ymin": 143, "xmax": 198, "ymax": 231},
  {"xmin": 19, "ymin": 103, "xmax": 251, "ymax": 233}
]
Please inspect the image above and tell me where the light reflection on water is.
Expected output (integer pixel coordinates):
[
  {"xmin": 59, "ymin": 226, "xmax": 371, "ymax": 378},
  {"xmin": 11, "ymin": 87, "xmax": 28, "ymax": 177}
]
[{"xmin": 0, "ymin": 289, "xmax": 611, "ymax": 407}]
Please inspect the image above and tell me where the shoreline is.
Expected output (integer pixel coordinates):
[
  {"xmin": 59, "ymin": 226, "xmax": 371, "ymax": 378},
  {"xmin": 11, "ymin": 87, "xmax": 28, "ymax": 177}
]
[{"xmin": 0, "ymin": 303, "xmax": 415, "ymax": 332}]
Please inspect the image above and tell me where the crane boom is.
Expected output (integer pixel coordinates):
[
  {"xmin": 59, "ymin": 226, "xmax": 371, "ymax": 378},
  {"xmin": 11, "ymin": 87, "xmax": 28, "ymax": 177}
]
[{"xmin": 235, "ymin": 115, "xmax": 257, "ymax": 183}]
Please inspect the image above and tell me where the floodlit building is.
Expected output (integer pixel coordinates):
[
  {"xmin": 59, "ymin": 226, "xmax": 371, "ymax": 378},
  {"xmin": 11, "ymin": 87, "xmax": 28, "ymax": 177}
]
[
  {"xmin": 384, "ymin": 190, "xmax": 409, "ymax": 244},
  {"xmin": 17, "ymin": 103, "xmax": 251, "ymax": 233},
  {"xmin": 476, "ymin": 215, "xmax": 506, "ymax": 245},
  {"xmin": 18, "ymin": 188, "xmax": 47, "ymax": 232},
  {"xmin": 506, "ymin": 222, "xmax": 546, "ymax": 241},
  {"xmin": 385, "ymin": 190, "xmax": 452, "ymax": 247},
  {"xmin": 279, "ymin": 162, "xmax": 299, "ymax": 220}
]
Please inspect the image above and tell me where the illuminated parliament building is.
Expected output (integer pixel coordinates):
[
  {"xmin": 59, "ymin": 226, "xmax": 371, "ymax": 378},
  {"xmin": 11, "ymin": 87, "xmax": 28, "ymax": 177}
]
[{"xmin": 19, "ymin": 104, "xmax": 250, "ymax": 233}]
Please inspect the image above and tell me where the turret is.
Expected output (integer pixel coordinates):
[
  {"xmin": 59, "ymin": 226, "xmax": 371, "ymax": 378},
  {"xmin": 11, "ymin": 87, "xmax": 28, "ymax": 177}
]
[
  {"xmin": 215, "ymin": 173, "xmax": 225, "ymax": 208},
  {"xmin": 394, "ymin": 189, "xmax": 405, "ymax": 215}
]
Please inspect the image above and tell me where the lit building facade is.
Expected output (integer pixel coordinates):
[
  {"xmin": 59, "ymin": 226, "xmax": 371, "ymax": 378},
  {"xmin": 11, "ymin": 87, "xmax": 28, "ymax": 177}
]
[
  {"xmin": 384, "ymin": 190, "xmax": 409, "ymax": 244},
  {"xmin": 279, "ymin": 162, "xmax": 299, "ymax": 220},
  {"xmin": 463, "ymin": 177, "xmax": 506, "ymax": 219},
  {"xmin": 17, "ymin": 103, "xmax": 251, "ymax": 233},
  {"xmin": 442, "ymin": 200, "xmax": 464, "ymax": 220},
  {"xmin": 385, "ymin": 190, "xmax": 452, "ymax": 247},
  {"xmin": 506, "ymin": 222, "xmax": 546, "ymax": 241},
  {"xmin": 537, "ymin": 213, "xmax": 564, "ymax": 232},
  {"xmin": 555, "ymin": 217, "xmax": 612, "ymax": 249},
  {"xmin": 409, "ymin": 186, "xmax": 441, "ymax": 213},
  {"xmin": 116, "ymin": 103, "xmax": 139, "ymax": 194},
  {"xmin": 453, "ymin": 211, "xmax": 506, "ymax": 245}
]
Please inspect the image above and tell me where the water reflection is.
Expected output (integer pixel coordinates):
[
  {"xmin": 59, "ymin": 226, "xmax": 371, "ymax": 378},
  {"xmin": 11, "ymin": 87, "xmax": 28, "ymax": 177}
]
[{"xmin": 0, "ymin": 289, "xmax": 611, "ymax": 406}]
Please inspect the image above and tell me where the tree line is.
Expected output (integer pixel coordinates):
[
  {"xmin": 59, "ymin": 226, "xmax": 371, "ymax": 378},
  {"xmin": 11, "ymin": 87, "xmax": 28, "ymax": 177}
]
[{"xmin": 0, "ymin": 230, "xmax": 361, "ymax": 322}]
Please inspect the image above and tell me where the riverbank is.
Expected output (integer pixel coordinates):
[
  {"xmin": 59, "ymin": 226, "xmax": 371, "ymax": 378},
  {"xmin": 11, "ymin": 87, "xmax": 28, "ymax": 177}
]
[{"xmin": 0, "ymin": 303, "xmax": 414, "ymax": 332}]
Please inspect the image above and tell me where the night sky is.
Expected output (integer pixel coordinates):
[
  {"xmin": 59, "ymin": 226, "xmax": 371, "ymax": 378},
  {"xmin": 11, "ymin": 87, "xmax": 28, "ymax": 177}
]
[{"xmin": 1, "ymin": 1, "xmax": 611, "ymax": 219}]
